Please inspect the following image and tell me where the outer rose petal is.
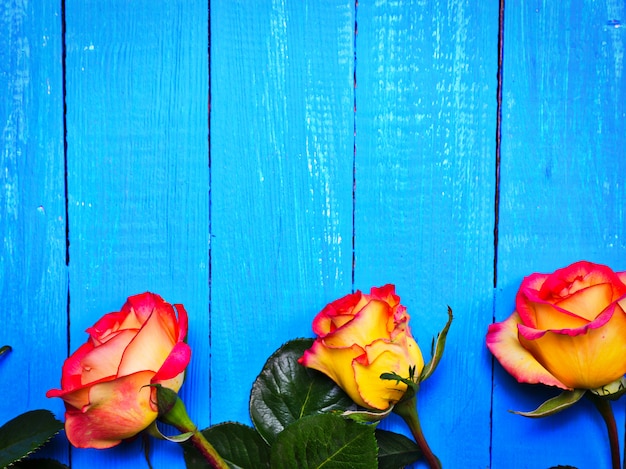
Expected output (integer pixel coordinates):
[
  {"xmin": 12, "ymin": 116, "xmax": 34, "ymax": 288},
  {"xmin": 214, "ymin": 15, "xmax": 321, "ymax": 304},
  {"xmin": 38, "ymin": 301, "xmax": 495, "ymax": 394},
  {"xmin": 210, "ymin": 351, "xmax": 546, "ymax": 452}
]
[
  {"xmin": 298, "ymin": 340, "xmax": 366, "ymax": 407},
  {"xmin": 518, "ymin": 302, "xmax": 626, "ymax": 389},
  {"xmin": 486, "ymin": 312, "xmax": 568, "ymax": 389},
  {"xmin": 152, "ymin": 342, "xmax": 192, "ymax": 383},
  {"xmin": 353, "ymin": 335, "xmax": 424, "ymax": 410},
  {"xmin": 65, "ymin": 370, "xmax": 157, "ymax": 449}
]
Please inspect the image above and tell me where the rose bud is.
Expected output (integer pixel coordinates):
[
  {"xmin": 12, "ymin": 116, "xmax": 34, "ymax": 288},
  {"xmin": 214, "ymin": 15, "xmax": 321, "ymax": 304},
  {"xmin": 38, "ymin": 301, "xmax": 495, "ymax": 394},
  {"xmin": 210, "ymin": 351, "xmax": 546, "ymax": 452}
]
[
  {"xmin": 487, "ymin": 261, "xmax": 626, "ymax": 390},
  {"xmin": 299, "ymin": 284, "xmax": 423, "ymax": 410},
  {"xmin": 47, "ymin": 292, "xmax": 191, "ymax": 448}
]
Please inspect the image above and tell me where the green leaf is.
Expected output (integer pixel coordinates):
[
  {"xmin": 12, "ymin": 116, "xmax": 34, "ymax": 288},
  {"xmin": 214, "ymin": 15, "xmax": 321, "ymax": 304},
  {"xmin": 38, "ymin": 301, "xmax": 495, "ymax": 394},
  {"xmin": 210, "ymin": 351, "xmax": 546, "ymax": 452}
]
[
  {"xmin": 0, "ymin": 345, "xmax": 11, "ymax": 358},
  {"xmin": 250, "ymin": 338, "xmax": 355, "ymax": 445},
  {"xmin": 511, "ymin": 389, "xmax": 586, "ymax": 418},
  {"xmin": 0, "ymin": 410, "xmax": 63, "ymax": 468},
  {"xmin": 270, "ymin": 413, "xmax": 377, "ymax": 469},
  {"xmin": 183, "ymin": 422, "xmax": 270, "ymax": 469},
  {"xmin": 12, "ymin": 459, "xmax": 69, "ymax": 469},
  {"xmin": 419, "ymin": 306, "xmax": 453, "ymax": 383},
  {"xmin": 375, "ymin": 428, "xmax": 422, "ymax": 469}
]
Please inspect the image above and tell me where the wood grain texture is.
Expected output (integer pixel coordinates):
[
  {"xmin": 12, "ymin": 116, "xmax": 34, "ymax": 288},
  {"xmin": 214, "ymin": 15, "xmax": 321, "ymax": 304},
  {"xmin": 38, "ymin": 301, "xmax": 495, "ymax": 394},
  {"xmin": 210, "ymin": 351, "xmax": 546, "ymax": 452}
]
[
  {"xmin": 0, "ymin": 0, "xmax": 68, "ymax": 464},
  {"xmin": 64, "ymin": 1, "xmax": 208, "ymax": 467},
  {"xmin": 355, "ymin": 1, "xmax": 498, "ymax": 467},
  {"xmin": 210, "ymin": 0, "xmax": 355, "ymax": 425},
  {"xmin": 2, "ymin": 1, "xmax": 626, "ymax": 468},
  {"xmin": 493, "ymin": 0, "xmax": 626, "ymax": 467}
]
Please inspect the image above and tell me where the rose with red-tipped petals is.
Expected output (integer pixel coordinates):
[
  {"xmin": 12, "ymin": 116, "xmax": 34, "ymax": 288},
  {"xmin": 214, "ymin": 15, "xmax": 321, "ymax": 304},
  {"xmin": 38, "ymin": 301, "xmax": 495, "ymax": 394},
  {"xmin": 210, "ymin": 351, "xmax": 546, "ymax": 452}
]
[
  {"xmin": 487, "ymin": 261, "xmax": 626, "ymax": 390},
  {"xmin": 299, "ymin": 285, "xmax": 423, "ymax": 410},
  {"xmin": 47, "ymin": 292, "xmax": 191, "ymax": 449}
]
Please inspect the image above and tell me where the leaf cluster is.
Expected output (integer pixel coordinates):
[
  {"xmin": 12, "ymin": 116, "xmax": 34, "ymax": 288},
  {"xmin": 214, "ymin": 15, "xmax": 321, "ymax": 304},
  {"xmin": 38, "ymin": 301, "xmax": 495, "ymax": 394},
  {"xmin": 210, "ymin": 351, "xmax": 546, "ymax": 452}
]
[{"xmin": 183, "ymin": 339, "xmax": 422, "ymax": 468}]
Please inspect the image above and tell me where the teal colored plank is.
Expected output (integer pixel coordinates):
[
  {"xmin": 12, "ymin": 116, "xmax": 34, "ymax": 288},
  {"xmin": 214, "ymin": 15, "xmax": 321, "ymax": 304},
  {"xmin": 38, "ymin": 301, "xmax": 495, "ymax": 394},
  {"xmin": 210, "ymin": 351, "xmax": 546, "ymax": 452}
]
[
  {"xmin": 0, "ymin": 0, "xmax": 68, "ymax": 464},
  {"xmin": 355, "ymin": 1, "xmax": 498, "ymax": 467},
  {"xmin": 210, "ymin": 0, "xmax": 355, "ymax": 425},
  {"xmin": 493, "ymin": 1, "xmax": 626, "ymax": 468},
  {"xmin": 64, "ymin": 1, "xmax": 208, "ymax": 467}
]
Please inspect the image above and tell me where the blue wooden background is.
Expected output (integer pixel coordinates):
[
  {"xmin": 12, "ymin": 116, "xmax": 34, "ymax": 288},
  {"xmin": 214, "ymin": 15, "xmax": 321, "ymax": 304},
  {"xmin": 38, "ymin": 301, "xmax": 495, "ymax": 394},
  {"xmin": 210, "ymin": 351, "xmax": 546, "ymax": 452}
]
[{"xmin": 1, "ymin": 1, "xmax": 625, "ymax": 468}]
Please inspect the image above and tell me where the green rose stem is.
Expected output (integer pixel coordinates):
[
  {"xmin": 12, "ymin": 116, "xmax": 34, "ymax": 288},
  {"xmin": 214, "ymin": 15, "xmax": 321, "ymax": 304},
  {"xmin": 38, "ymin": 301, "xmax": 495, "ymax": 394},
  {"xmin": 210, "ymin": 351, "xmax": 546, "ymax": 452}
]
[
  {"xmin": 394, "ymin": 395, "xmax": 441, "ymax": 469},
  {"xmin": 587, "ymin": 394, "xmax": 620, "ymax": 469},
  {"xmin": 153, "ymin": 385, "xmax": 229, "ymax": 469}
]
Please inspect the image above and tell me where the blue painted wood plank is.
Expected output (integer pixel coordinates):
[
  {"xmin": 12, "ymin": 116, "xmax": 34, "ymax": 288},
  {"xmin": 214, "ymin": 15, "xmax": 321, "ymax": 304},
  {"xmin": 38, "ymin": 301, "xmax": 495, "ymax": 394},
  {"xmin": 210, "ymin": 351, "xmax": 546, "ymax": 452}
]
[
  {"xmin": 0, "ymin": 0, "xmax": 69, "ymax": 464},
  {"xmin": 493, "ymin": 1, "xmax": 626, "ymax": 468},
  {"xmin": 64, "ymin": 1, "xmax": 208, "ymax": 467},
  {"xmin": 354, "ymin": 1, "xmax": 498, "ymax": 467},
  {"xmin": 210, "ymin": 0, "xmax": 355, "ymax": 426}
]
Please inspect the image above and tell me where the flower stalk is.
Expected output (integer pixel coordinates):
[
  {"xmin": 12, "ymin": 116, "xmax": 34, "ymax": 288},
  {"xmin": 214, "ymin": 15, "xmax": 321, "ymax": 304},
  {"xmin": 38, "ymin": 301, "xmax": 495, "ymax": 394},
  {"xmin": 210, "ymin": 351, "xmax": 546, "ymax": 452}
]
[
  {"xmin": 394, "ymin": 395, "xmax": 441, "ymax": 469},
  {"xmin": 587, "ymin": 394, "xmax": 620, "ymax": 469},
  {"xmin": 154, "ymin": 385, "xmax": 229, "ymax": 469}
]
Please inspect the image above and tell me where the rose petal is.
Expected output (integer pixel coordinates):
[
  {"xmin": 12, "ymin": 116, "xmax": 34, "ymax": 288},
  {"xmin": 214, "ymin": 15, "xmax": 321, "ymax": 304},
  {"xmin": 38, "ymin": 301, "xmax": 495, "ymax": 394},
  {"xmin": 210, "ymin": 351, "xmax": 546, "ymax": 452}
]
[
  {"xmin": 79, "ymin": 329, "xmax": 138, "ymax": 384},
  {"xmin": 87, "ymin": 311, "xmax": 132, "ymax": 346},
  {"xmin": 322, "ymin": 299, "xmax": 392, "ymax": 348},
  {"xmin": 553, "ymin": 283, "xmax": 615, "ymax": 321},
  {"xmin": 122, "ymin": 293, "xmax": 177, "ymax": 335},
  {"xmin": 486, "ymin": 312, "xmax": 568, "ymax": 389},
  {"xmin": 298, "ymin": 339, "xmax": 366, "ymax": 406},
  {"xmin": 369, "ymin": 285, "xmax": 400, "ymax": 309},
  {"xmin": 151, "ymin": 342, "xmax": 191, "ymax": 384},
  {"xmin": 117, "ymin": 308, "xmax": 177, "ymax": 378},
  {"xmin": 515, "ymin": 273, "xmax": 549, "ymax": 327},
  {"xmin": 312, "ymin": 292, "xmax": 363, "ymax": 336},
  {"xmin": 353, "ymin": 335, "xmax": 422, "ymax": 410},
  {"xmin": 518, "ymin": 302, "xmax": 626, "ymax": 389},
  {"xmin": 173, "ymin": 303, "xmax": 188, "ymax": 342},
  {"xmin": 58, "ymin": 342, "xmax": 95, "ymax": 390},
  {"xmin": 540, "ymin": 262, "xmax": 626, "ymax": 301},
  {"xmin": 64, "ymin": 370, "xmax": 157, "ymax": 449},
  {"xmin": 529, "ymin": 301, "xmax": 590, "ymax": 330}
]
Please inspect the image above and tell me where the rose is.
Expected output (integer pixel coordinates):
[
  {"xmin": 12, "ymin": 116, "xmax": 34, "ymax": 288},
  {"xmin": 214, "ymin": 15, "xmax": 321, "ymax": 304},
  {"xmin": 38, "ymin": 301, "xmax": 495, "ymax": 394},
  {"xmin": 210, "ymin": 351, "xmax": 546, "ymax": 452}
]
[
  {"xmin": 298, "ymin": 284, "xmax": 424, "ymax": 410},
  {"xmin": 487, "ymin": 261, "xmax": 626, "ymax": 390},
  {"xmin": 46, "ymin": 292, "xmax": 191, "ymax": 449}
]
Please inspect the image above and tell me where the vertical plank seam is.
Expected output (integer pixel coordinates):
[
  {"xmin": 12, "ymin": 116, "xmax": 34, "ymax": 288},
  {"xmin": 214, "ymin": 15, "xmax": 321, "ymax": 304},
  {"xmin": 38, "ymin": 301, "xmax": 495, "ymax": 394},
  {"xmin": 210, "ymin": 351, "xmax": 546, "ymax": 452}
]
[
  {"xmin": 207, "ymin": 0, "xmax": 213, "ymax": 425},
  {"xmin": 491, "ymin": 1, "xmax": 506, "ymax": 468},
  {"xmin": 352, "ymin": 0, "xmax": 358, "ymax": 293},
  {"xmin": 493, "ymin": 0, "xmax": 505, "ymax": 290},
  {"xmin": 61, "ymin": 0, "xmax": 73, "ymax": 466}
]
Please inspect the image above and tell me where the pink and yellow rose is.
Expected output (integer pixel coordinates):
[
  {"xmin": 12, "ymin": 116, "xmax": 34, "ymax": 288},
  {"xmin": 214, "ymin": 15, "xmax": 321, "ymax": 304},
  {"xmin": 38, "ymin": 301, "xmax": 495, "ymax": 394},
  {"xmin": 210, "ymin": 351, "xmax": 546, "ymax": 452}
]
[
  {"xmin": 487, "ymin": 261, "xmax": 626, "ymax": 390},
  {"xmin": 299, "ymin": 284, "xmax": 423, "ymax": 410},
  {"xmin": 47, "ymin": 292, "xmax": 191, "ymax": 448}
]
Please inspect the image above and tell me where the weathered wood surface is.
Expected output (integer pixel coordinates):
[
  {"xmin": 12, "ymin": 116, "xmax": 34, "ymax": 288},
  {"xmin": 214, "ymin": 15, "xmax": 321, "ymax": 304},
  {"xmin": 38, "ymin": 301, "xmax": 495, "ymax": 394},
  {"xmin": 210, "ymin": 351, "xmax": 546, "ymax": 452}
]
[{"xmin": 1, "ymin": 1, "xmax": 625, "ymax": 468}]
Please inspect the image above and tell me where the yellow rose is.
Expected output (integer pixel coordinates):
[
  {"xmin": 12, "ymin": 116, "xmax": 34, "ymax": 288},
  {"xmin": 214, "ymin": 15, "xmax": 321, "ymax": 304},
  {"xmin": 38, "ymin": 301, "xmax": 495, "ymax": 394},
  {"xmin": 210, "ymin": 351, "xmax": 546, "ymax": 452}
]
[
  {"xmin": 299, "ymin": 285, "xmax": 424, "ymax": 410},
  {"xmin": 487, "ymin": 261, "xmax": 626, "ymax": 389}
]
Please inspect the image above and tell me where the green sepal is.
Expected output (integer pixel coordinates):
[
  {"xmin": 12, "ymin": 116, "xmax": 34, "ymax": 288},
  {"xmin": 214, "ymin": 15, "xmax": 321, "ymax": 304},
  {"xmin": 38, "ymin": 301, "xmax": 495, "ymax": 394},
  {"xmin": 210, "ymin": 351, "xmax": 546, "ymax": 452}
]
[
  {"xmin": 145, "ymin": 421, "xmax": 193, "ymax": 443},
  {"xmin": 511, "ymin": 389, "xmax": 586, "ymax": 418},
  {"xmin": 419, "ymin": 306, "xmax": 453, "ymax": 383},
  {"xmin": 0, "ymin": 410, "xmax": 63, "ymax": 468},
  {"xmin": 340, "ymin": 404, "xmax": 394, "ymax": 423},
  {"xmin": 149, "ymin": 384, "xmax": 196, "ymax": 434},
  {"xmin": 589, "ymin": 377, "xmax": 626, "ymax": 400}
]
